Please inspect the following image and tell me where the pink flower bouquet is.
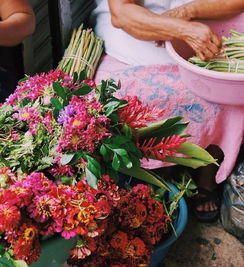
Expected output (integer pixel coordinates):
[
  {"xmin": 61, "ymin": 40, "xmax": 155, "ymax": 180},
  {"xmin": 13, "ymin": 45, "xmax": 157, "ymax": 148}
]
[{"xmin": 0, "ymin": 70, "xmax": 216, "ymax": 266}]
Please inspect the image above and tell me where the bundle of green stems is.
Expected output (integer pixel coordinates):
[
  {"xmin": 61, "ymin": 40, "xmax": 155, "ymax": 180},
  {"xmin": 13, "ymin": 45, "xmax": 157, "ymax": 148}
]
[
  {"xmin": 57, "ymin": 25, "xmax": 104, "ymax": 78},
  {"xmin": 189, "ymin": 30, "xmax": 244, "ymax": 73}
]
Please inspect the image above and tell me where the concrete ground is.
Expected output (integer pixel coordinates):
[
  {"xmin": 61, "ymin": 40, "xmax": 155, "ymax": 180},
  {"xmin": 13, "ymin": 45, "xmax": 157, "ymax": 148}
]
[{"xmin": 161, "ymin": 212, "xmax": 244, "ymax": 267}]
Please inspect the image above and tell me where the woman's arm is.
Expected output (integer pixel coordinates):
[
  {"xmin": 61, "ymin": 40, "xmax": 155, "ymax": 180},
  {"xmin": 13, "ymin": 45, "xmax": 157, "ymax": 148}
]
[
  {"xmin": 108, "ymin": 0, "xmax": 221, "ymax": 61},
  {"xmin": 165, "ymin": 0, "xmax": 244, "ymax": 21},
  {"xmin": 0, "ymin": 0, "xmax": 35, "ymax": 46}
]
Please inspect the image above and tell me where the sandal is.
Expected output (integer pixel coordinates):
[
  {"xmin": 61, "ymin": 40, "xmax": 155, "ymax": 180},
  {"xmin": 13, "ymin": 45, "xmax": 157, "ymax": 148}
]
[{"xmin": 193, "ymin": 187, "xmax": 221, "ymax": 223}]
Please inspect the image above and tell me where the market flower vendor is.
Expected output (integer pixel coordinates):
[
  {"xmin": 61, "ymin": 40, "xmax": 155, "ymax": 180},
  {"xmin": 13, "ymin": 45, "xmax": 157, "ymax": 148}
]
[{"xmin": 90, "ymin": 0, "xmax": 244, "ymax": 222}]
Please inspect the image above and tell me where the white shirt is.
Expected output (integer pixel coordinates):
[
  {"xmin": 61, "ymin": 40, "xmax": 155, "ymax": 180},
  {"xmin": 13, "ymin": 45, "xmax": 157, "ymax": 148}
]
[{"xmin": 90, "ymin": 0, "xmax": 193, "ymax": 65}]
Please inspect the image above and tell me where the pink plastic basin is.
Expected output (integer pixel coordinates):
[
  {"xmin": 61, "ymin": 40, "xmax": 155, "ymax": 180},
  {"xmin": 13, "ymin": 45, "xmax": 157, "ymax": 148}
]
[{"xmin": 166, "ymin": 13, "xmax": 244, "ymax": 105}]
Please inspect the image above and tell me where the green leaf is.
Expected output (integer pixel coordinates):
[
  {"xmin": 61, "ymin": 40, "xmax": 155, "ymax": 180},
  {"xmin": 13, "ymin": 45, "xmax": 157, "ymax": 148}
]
[
  {"xmin": 52, "ymin": 109, "xmax": 59, "ymax": 121},
  {"xmin": 112, "ymin": 154, "xmax": 120, "ymax": 170},
  {"xmin": 165, "ymin": 156, "xmax": 213, "ymax": 169},
  {"xmin": 137, "ymin": 116, "xmax": 183, "ymax": 137},
  {"xmin": 13, "ymin": 260, "xmax": 28, "ymax": 267},
  {"xmin": 120, "ymin": 155, "xmax": 133, "ymax": 169},
  {"xmin": 177, "ymin": 142, "xmax": 217, "ymax": 165},
  {"xmin": 104, "ymin": 99, "xmax": 127, "ymax": 116},
  {"xmin": 60, "ymin": 154, "xmax": 75, "ymax": 165},
  {"xmin": 100, "ymin": 144, "xmax": 110, "ymax": 162},
  {"xmin": 109, "ymin": 113, "xmax": 120, "ymax": 123},
  {"xmin": 153, "ymin": 123, "xmax": 189, "ymax": 138},
  {"xmin": 78, "ymin": 70, "xmax": 87, "ymax": 81},
  {"xmin": 50, "ymin": 98, "xmax": 63, "ymax": 110},
  {"xmin": 60, "ymin": 176, "xmax": 74, "ymax": 185},
  {"xmin": 122, "ymin": 124, "xmax": 132, "ymax": 138},
  {"xmin": 69, "ymin": 151, "xmax": 84, "ymax": 165},
  {"xmin": 73, "ymin": 72, "xmax": 78, "ymax": 83},
  {"xmin": 53, "ymin": 82, "xmax": 66, "ymax": 100},
  {"xmin": 0, "ymin": 244, "xmax": 4, "ymax": 255},
  {"xmin": 113, "ymin": 148, "xmax": 128, "ymax": 157},
  {"xmin": 0, "ymin": 258, "xmax": 15, "ymax": 267},
  {"xmin": 109, "ymin": 136, "xmax": 131, "ymax": 146},
  {"xmin": 119, "ymin": 166, "xmax": 172, "ymax": 191},
  {"xmin": 85, "ymin": 167, "xmax": 98, "ymax": 189},
  {"xmin": 86, "ymin": 155, "xmax": 101, "ymax": 178},
  {"xmin": 18, "ymin": 76, "xmax": 28, "ymax": 83},
  {"xmin": 159, "ymin": 116, "xmax": 184, "ymax": 128},
  {"xmin": 19, "ymin": 98, "xmax": 31, "ymax": 108},
  {"xmin": 72, "ymin": 86, "xmax": 92, "ymax": 96}
]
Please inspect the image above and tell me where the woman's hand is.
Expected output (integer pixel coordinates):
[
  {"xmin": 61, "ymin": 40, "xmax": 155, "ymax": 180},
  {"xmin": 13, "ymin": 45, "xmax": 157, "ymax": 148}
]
[{"xmin": 181, "ymin": 21, "xmax": 222, "ymax": 61}]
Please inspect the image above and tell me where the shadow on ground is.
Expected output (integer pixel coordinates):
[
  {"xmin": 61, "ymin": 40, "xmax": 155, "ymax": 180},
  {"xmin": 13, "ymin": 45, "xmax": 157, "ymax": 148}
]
[{"xmin": 161, "ymin": 209, "xmax": 244, "ymax": 267}]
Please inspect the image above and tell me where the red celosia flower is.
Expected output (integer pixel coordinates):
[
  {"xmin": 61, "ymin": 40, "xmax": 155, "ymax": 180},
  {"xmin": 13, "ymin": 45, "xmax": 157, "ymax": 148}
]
[
  {"xmin": 118, "ymin": 96, "xmax": 164, "ymax": 129},
  {"xmin": 137, "ymin": 135, "xmax": 186, "ymax": 160},
  {"xmin": 110, "ymin": 231, "xmax": 129, "ymax": 249}
]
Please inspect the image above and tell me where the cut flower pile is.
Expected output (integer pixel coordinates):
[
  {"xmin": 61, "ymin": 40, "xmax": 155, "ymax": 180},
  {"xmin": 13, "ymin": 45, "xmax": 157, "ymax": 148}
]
[{"xmin": 0, "ymin": 70, "xmax": 216, "ymax": 266}]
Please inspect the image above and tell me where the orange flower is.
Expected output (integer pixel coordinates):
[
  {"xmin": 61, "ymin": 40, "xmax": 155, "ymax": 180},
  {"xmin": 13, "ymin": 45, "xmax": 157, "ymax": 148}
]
[
  {"xmin": 110, "ymin": 231, "xmax": 129, "ymax": 249},
  {"xmin": 126, "ymin": 237, "xmax": 146, "ymax": 257},
  {"xmin": 130, "ymin": 202, "xmax": 147, "ymax": 228}
]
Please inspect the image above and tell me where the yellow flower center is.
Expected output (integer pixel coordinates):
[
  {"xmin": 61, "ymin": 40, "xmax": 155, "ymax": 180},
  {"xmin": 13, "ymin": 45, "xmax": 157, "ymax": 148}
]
[
  {"xmin": 24, "ymin": 227, "xmax": 35, "ymax": 241},
  {"xmin": 3, "ymin": 208, "xmax": 12, "ymax": 217},
  {"xmin": 22, "ymin": 112, "xmax": 30, "ymax": 118},
  {"xmin": 71, "ymin": 135, "xmax": 80, "ymax": 145},
  {"xmin": 12, "ymin": 187, "xmax": 27, "ymax": 194},
  {"xmin": 73, "ymin": 120, "xmax": 81, "ymax": 126}
]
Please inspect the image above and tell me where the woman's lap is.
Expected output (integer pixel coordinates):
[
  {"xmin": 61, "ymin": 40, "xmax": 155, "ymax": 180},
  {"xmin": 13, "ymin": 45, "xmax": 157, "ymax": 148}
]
[{"xmin": 95, "ymin": 55, "xmax": 244, "ymax": 183}]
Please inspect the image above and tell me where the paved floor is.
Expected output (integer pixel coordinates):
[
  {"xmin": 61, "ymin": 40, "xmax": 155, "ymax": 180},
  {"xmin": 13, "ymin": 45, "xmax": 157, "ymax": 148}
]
[{"xmin": 162, "ymin": 212, "xmax": 244, "ymax": 267}]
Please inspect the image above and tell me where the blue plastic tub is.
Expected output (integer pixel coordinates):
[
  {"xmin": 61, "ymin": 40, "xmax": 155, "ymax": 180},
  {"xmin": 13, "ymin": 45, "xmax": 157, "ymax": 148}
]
[{"xmin": 149, "ymin": 183, "xmax": 188, "ymax": 267}]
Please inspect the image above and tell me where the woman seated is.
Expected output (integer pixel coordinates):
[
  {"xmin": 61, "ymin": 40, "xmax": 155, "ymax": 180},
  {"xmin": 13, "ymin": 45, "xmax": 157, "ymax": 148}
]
[{"xmin": 90, "ymin": 0, "xmax": 244, "ymax": 222}]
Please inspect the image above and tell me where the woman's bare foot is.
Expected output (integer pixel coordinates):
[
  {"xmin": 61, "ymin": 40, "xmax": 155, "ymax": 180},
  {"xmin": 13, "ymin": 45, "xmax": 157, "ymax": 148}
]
[{"xmin": 194, "ymin": 145, "xmax": 224, "ymax": 219}]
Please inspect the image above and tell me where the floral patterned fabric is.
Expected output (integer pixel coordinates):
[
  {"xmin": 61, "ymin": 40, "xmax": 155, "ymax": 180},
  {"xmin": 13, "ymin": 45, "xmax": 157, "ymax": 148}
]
[{"xmin": 95, "ymin": 55, "xmax": 244, "ymax": 183}]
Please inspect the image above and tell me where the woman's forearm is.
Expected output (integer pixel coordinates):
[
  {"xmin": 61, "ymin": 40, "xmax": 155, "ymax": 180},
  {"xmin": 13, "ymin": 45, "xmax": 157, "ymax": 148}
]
[
  {"xmin": 108, "ymin": 0, "xmax": 192, "ymax": 41},
  {"xmin": 108, "ymin": 0, "xmax": 222, "ymax": 61},
  {"xmin": 170, "ymin": 0, "xmax": 244, "ymax": 20}
]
